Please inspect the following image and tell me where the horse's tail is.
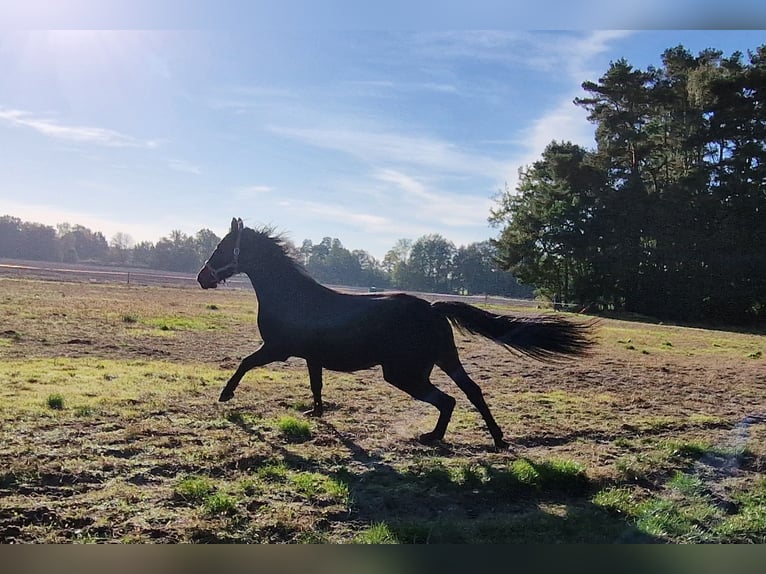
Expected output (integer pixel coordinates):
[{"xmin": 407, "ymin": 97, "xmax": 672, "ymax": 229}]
[{"xmin": 432, "ymin": 301, "xmax": 595, "ymax": 361}]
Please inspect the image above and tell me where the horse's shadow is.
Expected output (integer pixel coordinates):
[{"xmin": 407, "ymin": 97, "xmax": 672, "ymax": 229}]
[{"xmin": 264, "ymin": 419, "xmax": 657, "ymax": 544}]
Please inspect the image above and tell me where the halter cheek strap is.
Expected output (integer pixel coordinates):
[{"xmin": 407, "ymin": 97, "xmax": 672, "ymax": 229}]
[{"xmin": 204, "ymin": 227, "xmax": 242, "ymax": 282}]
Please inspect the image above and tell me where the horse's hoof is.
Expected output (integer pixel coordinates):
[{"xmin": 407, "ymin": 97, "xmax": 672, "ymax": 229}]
[
  {"xmin": 493, "ymin": 438, "xmax": 511, "ymax": 452},
  {"xmin": 418, "ymin": 432, "xmax": 442, "ymax": 445},
  {"xmin": 218, "ymin": 391, "xmax": 234, "ymax": 402},
  {"xmin": 303, "ymin": 408, "xmax": 323, "ymax": 418}
]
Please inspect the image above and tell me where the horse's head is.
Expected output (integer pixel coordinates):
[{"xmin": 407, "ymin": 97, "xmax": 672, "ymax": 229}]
[{"xmin": 197, "ymin": 217, "xmax": 244, "ymax": 289}]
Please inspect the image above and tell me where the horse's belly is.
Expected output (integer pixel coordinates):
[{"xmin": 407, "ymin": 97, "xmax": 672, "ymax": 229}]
[{"xmin": 314, "ymin": 346, "xmax": 380, "ymax": 372}]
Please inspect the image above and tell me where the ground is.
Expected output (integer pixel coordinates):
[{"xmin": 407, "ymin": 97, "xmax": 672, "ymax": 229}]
[{"xmin": 0, "ymin": 275, "xmax": 764, "ymax": 543}]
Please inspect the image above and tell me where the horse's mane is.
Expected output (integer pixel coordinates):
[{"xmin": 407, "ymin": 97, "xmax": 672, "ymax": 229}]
[{"xmin": 244, "ymin": 225, "xmax": 314, "ymax": 280}]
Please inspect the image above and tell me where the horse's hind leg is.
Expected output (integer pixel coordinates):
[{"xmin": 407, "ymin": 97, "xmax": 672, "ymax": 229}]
[
  {"xmin": 438, "ymin": 351, "xmax": 509, "ymax": 450},
  {"xmin": 382, "ymin": 366, "xmax": 456, "ymax": 444}
]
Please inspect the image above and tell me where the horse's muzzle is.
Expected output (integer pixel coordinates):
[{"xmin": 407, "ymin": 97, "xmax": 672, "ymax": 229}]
[{"xmin": 197, "ymin": 266, "xmax": 218, "ymax": 289}]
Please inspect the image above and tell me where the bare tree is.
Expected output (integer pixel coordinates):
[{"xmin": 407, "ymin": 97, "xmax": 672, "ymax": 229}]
[{"xmin": 110, "ymin": 232, "xmax": 134, "ymax": 264}]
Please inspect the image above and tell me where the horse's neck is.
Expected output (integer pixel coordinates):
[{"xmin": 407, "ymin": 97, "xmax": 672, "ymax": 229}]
[{"xmin": 244, "ymin": 262, "xmax": 331, "ymax": 312}]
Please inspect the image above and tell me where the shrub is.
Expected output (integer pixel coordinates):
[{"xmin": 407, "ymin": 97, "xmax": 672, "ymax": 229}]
[{"xmin": 46, "ymin": 394, "xmax": 65, "ymax": 410}]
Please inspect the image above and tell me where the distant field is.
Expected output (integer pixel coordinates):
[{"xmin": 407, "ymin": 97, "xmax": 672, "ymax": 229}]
[
  {"xmin": 0, "ymin": 258, "xmax": 534, "ymax": 308},
  {"xmin": 1, "ymin": 275, "xmax": 764, "ymax": 543}
]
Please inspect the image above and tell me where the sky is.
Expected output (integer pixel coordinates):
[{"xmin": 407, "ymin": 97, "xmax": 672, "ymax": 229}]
[{"xmin": 1, "ymin": 28, "xmax": 764, "ymax": 260}]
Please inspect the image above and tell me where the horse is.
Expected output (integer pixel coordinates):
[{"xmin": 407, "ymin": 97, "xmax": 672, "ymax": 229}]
[{"xmin": 197, "ymin": 218, "xmax": 594, "ymax": 450}]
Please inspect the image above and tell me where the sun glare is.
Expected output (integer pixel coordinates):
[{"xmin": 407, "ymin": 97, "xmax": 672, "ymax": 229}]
[
  {"xmin": 32, "ymin": 29, "xmax": 128, "ymax": 64},
  {"xmin": 4, "ymin": 30, "xmax": 168, "ymax": 109}
]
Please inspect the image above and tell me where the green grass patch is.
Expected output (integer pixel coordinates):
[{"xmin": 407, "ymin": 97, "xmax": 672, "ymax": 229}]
[
  {"xmin": 407, "ymin": 456, "xmax": 589, "ymax": 497},
  {"xmin": 593, "ymin": 486, "xmax": 639, "ymax": 515},
  {"xmin": 202, "ymin": 491, "xmax": 237, "ymax": 515},
  {"xmin": 662, "ymin": 438, "xmax": 753, "ymax": 463},
  {"xmin": 720, "ymin": 478, "xmax": 766, "ymax": 542},
  {"xmin": 514, "ymin": 458, "xmax": 588, "ymax": 494},
  {"xmin": 175, "ymin": 476, "xmax": 238, "ymax": 516},
  {"xmin": 175, "ymin": 475, "xmax": 214, "ymax": 503},
  {"xmin": 276, "ymin": 415, "xmax": 312, "ymax": 443},
  {"xmin": 509, "ymin": 458, "xmax": 540, "ymax": 485},
  {"xmin": 662, "ymin": 439, "xmax": 714, "ymax": 459},
  {"xmin": 594, "ymin": 471, "xmax": 766, "ymax": 543},
  {"xmin": 256, "ymin": 461, "xmax": 289, "ymax": 482},
  {"xmin": 614, "ymin": 450, "xmax": 670, "ymax": 482},
  {"xmin": 602, "ymin": 324, "xmax": 765, "ymax": 358},
  {"xmin": 667, "ymin": 471, "xmax": 706, "ymax": 497},
  {"xmin": 46, "ymin": 393, "xmax": 64, "ymax": 410},
  {"xmin": 354, "ymin": 522, "xmax": 399, "ymax": 544},
  {"xmin": 0, "ymin": 358, "xmax": 224, "ymax": 419},
  {"xmin": 291, "ymin": 472, "xmax": 350, "ymax": 504},
  {"xmin": 448, "ymin": 461, "xmax": 490, "ymax": 488}
]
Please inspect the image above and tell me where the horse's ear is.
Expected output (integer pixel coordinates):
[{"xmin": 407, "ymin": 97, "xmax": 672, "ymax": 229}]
[
  {"xmin": 237, "ymin": 218, "xmax": 244, "ymax": 231},
  {"xmin": 230, "ymin": 218, "xmax": 238, "ymax": 234}
]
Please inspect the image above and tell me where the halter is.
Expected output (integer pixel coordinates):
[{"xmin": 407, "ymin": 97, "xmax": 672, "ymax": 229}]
[{"xmin": 203, "ymin": 224, "xmax": 242, "ymax": 283}]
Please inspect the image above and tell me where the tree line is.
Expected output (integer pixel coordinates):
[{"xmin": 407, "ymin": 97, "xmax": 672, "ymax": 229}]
[
  {"xmin": 491, "ymin": 44, "xmax": 766, "ymax": 323},
  {"xmin": 0, "ymin": 214, "xmax": 531, "ymax": 298}
]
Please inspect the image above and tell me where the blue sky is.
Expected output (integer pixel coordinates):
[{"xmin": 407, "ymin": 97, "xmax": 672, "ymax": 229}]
[{"xmin": 1, "ymin": 29, "xmax": 764, "ymax": 259}]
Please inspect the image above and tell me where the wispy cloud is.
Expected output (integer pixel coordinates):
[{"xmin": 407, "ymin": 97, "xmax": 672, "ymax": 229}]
[
  {"xmin": 267, "ymin": 121, "xmax": 502, "ymax": 230},
  {"xmin": 343, "ymin": 79, "xmax": 458, "ymax": 96},
  {"xmin": 0, "ymin": 107, "xmax": 159, "ymax": 148},
  {"xmin": 373, "ymin": 168, "xmax": 493, "ymax": 227},
  {"xmin": 498, "ymin": 99, "xmax": 594, "ymax": 196},
  {"xmin": 208, "ymin": 86, "xmax": 298, "ymax": 115},
  {"xmin": 499, "ymin": 31, "xmax": 632, "ymax": 192},
  {"xmin": 167, "ymin": 159, "xmax": 202, "ymax": 175},
  {"xmin": 270, "ymin": 124, "xmax": 504, "ymax": 177},
  {"xmin": 267, "ymin": 31, "xmax": 629, "ymax": 193},
  {"xmin": 411, "ymin": 30, "xmax": 633, "ymax": 80},
  {"xmin": 281, "ymin": 199, "xmax": 392, "ymax": 231},
  {"xmin": 567, "ymin": 30, "xmax": 634, "ymax": 78},
  {"xmin": 235, "ymin": 185, "xmax": 273, "ymax": 197}
]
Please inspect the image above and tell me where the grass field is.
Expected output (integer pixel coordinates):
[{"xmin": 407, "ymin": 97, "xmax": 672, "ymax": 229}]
[{"xmin": 1, "ymin": 276, "xmax": 764, "ymax": 543}]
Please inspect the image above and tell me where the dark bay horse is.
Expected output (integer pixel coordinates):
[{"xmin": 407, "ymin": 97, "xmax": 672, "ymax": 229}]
[{"xmin": 197, "ymin": 218, "xmax": 593, "ymax": 450}]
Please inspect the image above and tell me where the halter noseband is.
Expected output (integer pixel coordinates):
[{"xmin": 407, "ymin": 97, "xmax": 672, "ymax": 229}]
[{"xmin": 204, "ymin": 225, "xmax": 242, "ymax": 283}]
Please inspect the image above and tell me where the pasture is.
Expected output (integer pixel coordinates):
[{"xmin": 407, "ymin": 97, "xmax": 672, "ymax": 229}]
[{"xmin": 0, "ymin": 275, "xmax": 764, "ymax": 543}]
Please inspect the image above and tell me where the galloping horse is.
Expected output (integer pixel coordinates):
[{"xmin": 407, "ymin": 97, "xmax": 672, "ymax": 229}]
[{"xmin": 197, "ymin": 218, "xmax": 593, "ymax": 450}]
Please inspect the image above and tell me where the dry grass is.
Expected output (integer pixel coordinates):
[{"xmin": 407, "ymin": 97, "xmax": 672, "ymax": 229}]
[{"xmin": 0, "ymin": 276, "xmax": 764, "ymax": 543}]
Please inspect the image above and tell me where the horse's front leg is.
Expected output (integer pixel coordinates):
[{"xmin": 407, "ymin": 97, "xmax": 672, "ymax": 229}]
[
  {"xmin": 304, "ymin": 361, "xmax": 324, "ymax": 417},
  {"xmin": 219, "ymin": 344, "xmax": 283, "ymax": 402}
]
